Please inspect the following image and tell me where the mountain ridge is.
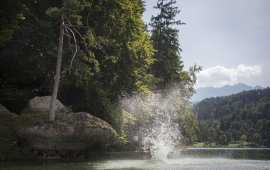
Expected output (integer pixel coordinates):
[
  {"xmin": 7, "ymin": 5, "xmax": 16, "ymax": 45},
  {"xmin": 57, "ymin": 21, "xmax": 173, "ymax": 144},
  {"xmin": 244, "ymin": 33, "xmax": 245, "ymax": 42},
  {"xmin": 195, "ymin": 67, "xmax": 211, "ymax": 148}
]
[{"xmin": 192, "ymin": 83, "xmax": 263, "ymax": 102}]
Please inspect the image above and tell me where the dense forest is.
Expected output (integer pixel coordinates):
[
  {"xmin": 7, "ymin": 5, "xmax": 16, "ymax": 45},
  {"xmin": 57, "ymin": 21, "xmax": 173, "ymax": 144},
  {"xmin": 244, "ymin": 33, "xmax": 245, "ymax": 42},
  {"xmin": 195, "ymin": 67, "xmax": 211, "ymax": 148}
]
[
  {"xmin": 0, "ymin": 0, "xmax": 200, "ymax": 147},
  {"xmin": 193, "ymin": 88, "xmax": 270, "ymax": 147}
]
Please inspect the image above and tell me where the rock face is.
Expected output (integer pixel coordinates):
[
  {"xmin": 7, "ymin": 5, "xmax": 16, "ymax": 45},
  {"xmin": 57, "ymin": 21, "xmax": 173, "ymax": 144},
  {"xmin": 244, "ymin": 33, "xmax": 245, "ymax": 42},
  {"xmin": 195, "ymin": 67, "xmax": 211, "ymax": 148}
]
[
  {"xmin": 0, "ymin": 104, "xmax": 20, "ymax": 160},
  {"xmin": 28, "ymin": 96, "xmax": 67, "ymax": 113},
  {"xmin": 16, "ymin": 96, "xmax": 116, "ymax": 158}
]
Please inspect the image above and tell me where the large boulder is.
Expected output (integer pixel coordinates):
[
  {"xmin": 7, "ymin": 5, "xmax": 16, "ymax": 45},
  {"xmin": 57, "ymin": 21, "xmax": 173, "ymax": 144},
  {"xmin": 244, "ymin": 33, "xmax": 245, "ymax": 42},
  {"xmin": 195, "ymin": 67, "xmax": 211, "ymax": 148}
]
[
  {"xmin": 16, "ymin": 112, "xmax": 116, "ymax": 150},
  {"xmin": 16, "ymin": 106, "xmax": 116, "ymax": 158},
  {"xmin": 27, "ymin": 96, "xmax": 68, "ymax": 113},
  {"xmin": 0, "ymin": 104, "xmax": 20, "ymax": 160},
  {"xmin": 15, "ymin": 96, "xmax": 116, "ymax": 158}
]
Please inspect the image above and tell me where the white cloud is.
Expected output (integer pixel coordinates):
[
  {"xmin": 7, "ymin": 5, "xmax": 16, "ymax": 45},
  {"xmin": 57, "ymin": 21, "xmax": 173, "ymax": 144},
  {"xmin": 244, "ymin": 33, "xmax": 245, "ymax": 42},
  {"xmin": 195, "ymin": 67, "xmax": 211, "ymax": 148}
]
[{"xmin": 196, "ymin": 64, "xmax": 262, "ymax": 88}]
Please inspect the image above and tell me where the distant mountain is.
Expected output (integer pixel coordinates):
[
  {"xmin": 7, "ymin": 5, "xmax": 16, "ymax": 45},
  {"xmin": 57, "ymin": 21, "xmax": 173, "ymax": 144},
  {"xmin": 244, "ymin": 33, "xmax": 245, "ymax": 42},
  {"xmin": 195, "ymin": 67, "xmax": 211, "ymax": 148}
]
[{"xmin": 192, "ymin": 83, "xmax": 263, "ymax": 102}]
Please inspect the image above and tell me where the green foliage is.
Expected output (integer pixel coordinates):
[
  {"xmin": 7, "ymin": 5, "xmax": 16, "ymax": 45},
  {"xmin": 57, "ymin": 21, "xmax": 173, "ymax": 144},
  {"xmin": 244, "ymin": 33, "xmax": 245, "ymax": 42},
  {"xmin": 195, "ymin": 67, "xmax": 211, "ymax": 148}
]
[
  {"xmin": 193, "ymin": 88, "xmax": 270, "ymax": 147},
  {"xmin": 0, "ymin": 0, "xmax": 199, "ymax": 151},
  {"xmin": 177, "ymin": 104, "xmax": 198, "ymax": 144},
  {"xmin": 46, "ymin": 0, "xmax": 91, "ymax": 25},
  {"xmin": 0, "ymin": 0, "xmax": 27, "ymax": 46},
  {"xmin": 122, "ymin": 110, "xmax": 137, "ymax": 126}
]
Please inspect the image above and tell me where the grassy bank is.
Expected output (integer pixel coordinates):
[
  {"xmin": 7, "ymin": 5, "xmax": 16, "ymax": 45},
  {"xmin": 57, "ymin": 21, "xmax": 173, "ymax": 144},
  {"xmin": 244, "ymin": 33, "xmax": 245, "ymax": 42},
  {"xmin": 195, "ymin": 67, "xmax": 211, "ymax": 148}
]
[{"xmin": 192, "ymin": 141, "xmax": 261, "ymax": 148}]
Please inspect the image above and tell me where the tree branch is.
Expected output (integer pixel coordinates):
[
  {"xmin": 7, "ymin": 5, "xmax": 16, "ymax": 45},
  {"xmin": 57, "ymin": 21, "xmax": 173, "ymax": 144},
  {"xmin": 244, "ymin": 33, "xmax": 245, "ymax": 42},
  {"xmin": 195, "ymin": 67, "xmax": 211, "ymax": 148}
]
[
  {"xmin": 86, "ymin": 8, "xmax": 91, "ymax": 28},
  {"xmin": 65, "ymin": 26, "xmax": 78, "ymax": 74},
  {"xmin": 63, "ymin": 28, "xmax": 72, "ymax": 38},
  {"xmin": 64, "ymin": 24, "xmax": 91, "ymax": 29}
]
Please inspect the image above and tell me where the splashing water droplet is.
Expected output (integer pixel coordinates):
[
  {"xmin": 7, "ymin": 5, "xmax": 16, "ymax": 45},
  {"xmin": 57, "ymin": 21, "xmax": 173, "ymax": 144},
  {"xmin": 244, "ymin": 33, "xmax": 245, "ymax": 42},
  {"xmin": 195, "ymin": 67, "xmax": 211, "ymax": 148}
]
[{"xmin": 122, "ymin": 88, "xmax": 185, "ymax": 161}]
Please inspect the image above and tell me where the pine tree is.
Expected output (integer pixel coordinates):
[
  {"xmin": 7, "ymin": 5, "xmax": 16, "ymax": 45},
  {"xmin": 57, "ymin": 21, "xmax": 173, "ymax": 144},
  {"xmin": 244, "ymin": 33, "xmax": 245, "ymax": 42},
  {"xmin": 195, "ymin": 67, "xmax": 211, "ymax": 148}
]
[{"xmin": 150, "ymin": 0, "xmax": 185, "ymax": 89}]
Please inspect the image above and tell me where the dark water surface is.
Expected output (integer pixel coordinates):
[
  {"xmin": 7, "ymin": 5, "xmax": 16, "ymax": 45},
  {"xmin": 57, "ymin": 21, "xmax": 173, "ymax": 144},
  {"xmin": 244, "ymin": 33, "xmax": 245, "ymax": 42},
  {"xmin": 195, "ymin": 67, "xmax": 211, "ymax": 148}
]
[{"xmin": 1, "ymin": 148, "xmax": 270, "ymax": 170}]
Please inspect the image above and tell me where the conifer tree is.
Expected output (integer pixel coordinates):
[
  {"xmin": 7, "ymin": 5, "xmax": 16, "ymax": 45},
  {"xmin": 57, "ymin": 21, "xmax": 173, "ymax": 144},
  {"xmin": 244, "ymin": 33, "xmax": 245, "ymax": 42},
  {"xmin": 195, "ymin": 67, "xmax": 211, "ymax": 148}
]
[{"xmin": 150, "ymin": 0, "xmax": 185, "ymax": 89}]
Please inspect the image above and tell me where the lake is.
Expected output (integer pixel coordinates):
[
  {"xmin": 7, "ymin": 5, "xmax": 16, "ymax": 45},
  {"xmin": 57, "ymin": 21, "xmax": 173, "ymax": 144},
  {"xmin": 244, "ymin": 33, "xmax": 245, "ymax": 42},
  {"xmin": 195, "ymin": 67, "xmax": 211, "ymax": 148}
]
[{"xmin": 1, "ymin": 148, "xmax": 270, "ymax": 170}]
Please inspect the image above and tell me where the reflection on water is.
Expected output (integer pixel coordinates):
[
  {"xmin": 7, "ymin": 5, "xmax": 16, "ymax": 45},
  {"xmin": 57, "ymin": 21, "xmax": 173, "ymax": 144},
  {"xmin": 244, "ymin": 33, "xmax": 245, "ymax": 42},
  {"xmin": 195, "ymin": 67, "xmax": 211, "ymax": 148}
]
[
  {"xmin": 177, "ymin": 148, "xmax": 270, "ymax": 160},
  {"xmin": 1, "ymin": 148, "xmax": 270, "ymax": 170}
]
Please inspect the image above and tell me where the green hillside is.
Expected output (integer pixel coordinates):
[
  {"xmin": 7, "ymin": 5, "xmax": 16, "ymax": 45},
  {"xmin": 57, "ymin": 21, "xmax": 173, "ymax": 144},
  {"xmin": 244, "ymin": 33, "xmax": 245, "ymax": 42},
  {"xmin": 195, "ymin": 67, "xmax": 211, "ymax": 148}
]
[{"xmin": 193, "ymin": 88, "xmax": 270, "ymax": 147}]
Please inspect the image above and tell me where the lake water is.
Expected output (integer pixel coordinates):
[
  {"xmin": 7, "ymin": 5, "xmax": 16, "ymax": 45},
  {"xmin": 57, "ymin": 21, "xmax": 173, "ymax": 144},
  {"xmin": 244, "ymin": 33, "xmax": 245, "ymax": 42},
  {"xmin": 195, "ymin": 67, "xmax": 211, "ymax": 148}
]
[{"xmin": 1, "ymin": 148, "xmax": 270, "ymax": 170}]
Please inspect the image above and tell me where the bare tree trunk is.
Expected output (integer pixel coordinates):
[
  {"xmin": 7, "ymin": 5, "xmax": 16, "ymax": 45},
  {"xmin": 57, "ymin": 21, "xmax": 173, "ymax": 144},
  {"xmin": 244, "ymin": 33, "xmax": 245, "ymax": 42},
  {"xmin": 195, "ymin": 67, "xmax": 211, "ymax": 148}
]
[{"xmin": 49, "ymin": 15, "xmax": 64, "ymax": 122}]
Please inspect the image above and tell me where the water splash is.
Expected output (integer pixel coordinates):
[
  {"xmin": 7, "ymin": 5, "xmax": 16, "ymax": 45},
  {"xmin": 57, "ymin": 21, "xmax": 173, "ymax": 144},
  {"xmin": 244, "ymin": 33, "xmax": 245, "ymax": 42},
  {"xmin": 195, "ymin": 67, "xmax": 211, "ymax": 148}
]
[
  {"xmin": 122, "ymin": 88, "xmax": 187, "ymax": 160},
  {"xmin": 141, "ymin": 113, "xmax": 180, "ymax": 160}
]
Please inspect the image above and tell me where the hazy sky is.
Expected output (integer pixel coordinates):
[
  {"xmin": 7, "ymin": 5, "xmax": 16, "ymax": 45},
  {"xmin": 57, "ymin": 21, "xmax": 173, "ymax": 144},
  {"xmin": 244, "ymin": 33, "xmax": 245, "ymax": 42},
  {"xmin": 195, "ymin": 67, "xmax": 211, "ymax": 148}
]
[{"xmin": 143, "ymin": 0, "xmax": 270, "ymax": 88}]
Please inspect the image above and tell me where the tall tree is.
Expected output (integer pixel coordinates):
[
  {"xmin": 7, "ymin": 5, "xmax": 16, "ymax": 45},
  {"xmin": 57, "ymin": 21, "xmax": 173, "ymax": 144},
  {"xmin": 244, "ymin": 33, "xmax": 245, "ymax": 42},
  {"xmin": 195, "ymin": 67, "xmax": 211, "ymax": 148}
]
[
  {"xmin": 48, "ymin": 15, "xmax": 64, "ymax": 121},
  {"xmin": 150, "ymin": 0, "xmax": 185, "ymax": 89}
]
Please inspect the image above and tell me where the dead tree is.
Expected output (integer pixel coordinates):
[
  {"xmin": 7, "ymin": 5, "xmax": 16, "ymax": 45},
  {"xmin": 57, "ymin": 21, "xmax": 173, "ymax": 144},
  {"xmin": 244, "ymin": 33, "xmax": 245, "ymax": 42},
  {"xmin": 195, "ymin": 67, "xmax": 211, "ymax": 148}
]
[
  {"xmin": 48, "ymin": 15, "xmax": 95, "ymax": 122},
  {"xmin": 49, "ymin": 15, "xmax": 64, "ymax": 122}
]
